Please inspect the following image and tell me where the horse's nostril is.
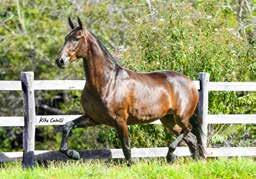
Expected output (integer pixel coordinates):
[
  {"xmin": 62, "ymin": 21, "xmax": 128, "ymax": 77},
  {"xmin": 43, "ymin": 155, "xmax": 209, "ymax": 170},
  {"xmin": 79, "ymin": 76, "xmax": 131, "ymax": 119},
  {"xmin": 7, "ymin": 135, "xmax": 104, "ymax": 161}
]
[
  {"xmin": 60, "ymin": 58, "xmax": 64, "ymax": 65},
  {"xmin": 56, "ymin": 58, "xmax": 65, "ymax": 68}
]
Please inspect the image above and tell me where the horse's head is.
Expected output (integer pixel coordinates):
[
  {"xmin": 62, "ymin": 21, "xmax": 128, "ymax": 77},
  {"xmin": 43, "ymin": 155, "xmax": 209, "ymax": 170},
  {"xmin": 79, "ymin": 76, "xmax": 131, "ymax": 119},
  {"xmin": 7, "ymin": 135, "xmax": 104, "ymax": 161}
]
[{"xmin": 56, "ymin": 17, "xmax": 89, "ymax": 68}]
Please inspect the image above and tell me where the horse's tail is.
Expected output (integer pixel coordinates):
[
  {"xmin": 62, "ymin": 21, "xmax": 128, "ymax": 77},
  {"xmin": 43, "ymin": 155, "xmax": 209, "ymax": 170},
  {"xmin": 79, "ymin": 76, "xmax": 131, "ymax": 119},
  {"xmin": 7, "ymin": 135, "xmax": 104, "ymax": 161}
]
[{"xmin": 190, "ymin": 111, "xmax": 206, "ymax": 158}]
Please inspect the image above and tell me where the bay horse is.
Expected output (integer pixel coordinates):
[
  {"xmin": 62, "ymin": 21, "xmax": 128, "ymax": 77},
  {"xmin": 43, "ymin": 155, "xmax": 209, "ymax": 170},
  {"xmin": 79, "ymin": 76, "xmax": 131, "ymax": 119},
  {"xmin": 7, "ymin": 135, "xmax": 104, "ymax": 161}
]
[{"xmin": 55, "ymin": 17, "xmax": 205, "ymax": 164}]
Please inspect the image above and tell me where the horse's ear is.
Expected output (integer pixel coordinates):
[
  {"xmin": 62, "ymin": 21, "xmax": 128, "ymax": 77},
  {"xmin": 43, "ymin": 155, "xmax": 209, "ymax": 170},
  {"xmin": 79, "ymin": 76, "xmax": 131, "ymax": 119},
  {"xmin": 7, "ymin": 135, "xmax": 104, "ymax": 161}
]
[
  {"xmin": 68, "ymin": 16, "xmax": 74, "ymax": 29},
  {"xmin": 77, "ymin": 16, "xmax": 83, "ymax": 29}
]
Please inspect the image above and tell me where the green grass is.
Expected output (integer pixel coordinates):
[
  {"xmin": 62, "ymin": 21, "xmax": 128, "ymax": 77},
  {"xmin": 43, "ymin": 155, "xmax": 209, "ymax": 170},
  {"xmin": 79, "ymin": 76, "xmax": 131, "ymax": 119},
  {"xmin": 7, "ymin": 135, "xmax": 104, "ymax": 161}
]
[{"xmin": 0, "ymin": 158, "xmax": 255, "ymax": 179}]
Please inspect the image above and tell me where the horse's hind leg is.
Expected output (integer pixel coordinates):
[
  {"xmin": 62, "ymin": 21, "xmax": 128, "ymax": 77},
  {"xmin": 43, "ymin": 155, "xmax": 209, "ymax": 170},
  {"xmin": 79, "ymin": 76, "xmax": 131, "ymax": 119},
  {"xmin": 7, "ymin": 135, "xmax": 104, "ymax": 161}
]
[
  {"xmin": 175, "ymin": 115, "xmax": 201, "ymax": 160},
  {"xmin": 182, "ymin": 132, "xmax": 200, "ymax": 160},
  {"xmin": 160, "ymin": 116, "xmax": 182, "ymax": 163},
  {"xmin": 161, "ymin": 116, "xmax": 200, "ymax": 163},
  {"xmin": 60, "ymin": 115, "xmax": 97, "ymax": 160}
]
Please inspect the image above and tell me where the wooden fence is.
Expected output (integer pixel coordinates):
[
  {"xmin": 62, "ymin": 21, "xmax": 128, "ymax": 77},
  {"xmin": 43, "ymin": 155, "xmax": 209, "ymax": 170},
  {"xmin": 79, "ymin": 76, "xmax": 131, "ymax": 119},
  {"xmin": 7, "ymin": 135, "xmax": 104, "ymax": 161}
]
[{"xmin": 0, "ymin": 72, "xmax": 255, "ymax": 167}]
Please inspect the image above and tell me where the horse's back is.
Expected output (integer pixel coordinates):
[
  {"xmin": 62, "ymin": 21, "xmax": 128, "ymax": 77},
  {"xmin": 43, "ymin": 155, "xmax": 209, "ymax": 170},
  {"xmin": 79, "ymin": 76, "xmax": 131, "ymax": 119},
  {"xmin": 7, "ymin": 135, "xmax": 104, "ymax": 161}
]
[{"xmin": 125, "ymin": 70, "xmax": 198, "ymax": 121}]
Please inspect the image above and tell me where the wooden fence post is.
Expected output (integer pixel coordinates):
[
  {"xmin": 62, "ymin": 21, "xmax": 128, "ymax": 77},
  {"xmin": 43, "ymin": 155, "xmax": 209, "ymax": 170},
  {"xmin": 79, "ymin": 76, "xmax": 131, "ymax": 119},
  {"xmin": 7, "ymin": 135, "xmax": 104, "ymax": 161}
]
[
  {"xmin": 21, "ymin": 72, "xmax": 36, "ymax": 168},
  {"xmin": 198, "ymin": 72, "xmax": 209, "ymax": 150}
]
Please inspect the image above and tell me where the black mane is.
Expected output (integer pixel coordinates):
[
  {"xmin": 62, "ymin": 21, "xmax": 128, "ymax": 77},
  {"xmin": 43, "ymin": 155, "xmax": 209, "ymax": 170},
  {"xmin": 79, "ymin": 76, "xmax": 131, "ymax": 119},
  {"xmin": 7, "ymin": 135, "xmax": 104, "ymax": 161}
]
[{"xmin": 89, "ymin": 31, "xmax": 119, "ymax": 66}]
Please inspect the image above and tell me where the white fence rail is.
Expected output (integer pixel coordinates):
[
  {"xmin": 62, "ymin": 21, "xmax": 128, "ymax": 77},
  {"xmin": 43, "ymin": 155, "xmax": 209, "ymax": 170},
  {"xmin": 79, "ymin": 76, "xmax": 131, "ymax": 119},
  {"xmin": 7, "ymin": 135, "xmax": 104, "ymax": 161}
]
[{"xmin": 0, "ymin": 72, "xmax": 255, "ymax": 167}]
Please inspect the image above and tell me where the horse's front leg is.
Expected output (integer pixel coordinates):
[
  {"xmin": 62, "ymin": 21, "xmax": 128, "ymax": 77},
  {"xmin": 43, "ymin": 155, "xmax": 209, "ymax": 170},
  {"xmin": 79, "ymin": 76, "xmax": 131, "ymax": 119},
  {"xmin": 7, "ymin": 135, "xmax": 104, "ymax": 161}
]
[
  {"xmin": 115, "ymin": 117, "xmax": 132, "ymax": 165},
  {"xmin": 60, "ymin": 115, "xmax": 96, "ymax": 160}
]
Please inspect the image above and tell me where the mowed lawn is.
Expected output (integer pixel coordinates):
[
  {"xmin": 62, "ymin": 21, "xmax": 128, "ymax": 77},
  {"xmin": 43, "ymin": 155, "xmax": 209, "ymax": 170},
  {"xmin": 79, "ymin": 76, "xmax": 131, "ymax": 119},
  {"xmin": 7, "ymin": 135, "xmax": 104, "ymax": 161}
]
[{"xmin": 0, "ymin": 158, "xmax": 255, "ymax": 179}]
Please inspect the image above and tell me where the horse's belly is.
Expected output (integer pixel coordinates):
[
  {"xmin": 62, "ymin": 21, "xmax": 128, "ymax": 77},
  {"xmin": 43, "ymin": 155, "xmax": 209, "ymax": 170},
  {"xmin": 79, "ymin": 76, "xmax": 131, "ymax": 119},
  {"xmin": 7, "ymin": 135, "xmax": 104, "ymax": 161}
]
[
  {"xmin": 127, "ymin": 116, "xmax": 159, "ymax": 125},
  {"xmin": 128, "ymin": 83, "xmax": 172, "ymax": 122},
  {"xmin": 128, "ymin": 99, "xmax": 171, "ymax": 124}
]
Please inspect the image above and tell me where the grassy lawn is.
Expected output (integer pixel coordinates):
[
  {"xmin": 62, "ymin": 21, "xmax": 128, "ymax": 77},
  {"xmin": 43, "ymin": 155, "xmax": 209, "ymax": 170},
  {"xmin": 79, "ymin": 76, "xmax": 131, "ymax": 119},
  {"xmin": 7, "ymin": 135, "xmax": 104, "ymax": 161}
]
[{"xmin": 0, "ymin": 158, "xmax": 255, "ymax": 179}]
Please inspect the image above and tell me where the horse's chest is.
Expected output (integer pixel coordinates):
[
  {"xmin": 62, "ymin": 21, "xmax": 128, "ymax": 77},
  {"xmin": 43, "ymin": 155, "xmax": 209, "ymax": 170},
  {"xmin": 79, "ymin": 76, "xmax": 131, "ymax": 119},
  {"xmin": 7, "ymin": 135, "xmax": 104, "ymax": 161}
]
[{"xmin": 81, "ymin": 90, "xmax": 114, "ymax": 125}]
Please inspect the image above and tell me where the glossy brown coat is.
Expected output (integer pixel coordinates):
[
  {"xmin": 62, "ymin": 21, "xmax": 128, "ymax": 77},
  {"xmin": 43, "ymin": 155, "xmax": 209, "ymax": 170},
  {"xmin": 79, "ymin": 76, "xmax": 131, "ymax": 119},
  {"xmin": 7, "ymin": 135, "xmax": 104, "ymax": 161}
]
[{"xmin": 56, "ymin": 17, "xmax": 205, "ymax": 164}]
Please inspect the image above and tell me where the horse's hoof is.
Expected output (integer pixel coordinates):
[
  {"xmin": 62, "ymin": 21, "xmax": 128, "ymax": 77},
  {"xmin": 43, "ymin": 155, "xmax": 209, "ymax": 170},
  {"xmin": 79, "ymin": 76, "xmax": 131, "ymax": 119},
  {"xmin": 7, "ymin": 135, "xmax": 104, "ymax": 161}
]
[
  {"xmin": 192, "ymin": 154, "xmax": 200, "ymax": 161},
  {"xmin": 166, "ymin": 154, "xmax": 177, "ymax": 164},
  {"xmin": 61, "ymin": 149, "xmax": 80, "ymax": 160},
  {"xmin": 192, "ymin": 151, "xmax": 200, "ymax": 161},
  {"xmin": 126, "ymin": 160, "xmax": 134, "ymax": 167},
  {"xmin": 67, "ymin": 150, "xmax": 80, "ymax": 160}
]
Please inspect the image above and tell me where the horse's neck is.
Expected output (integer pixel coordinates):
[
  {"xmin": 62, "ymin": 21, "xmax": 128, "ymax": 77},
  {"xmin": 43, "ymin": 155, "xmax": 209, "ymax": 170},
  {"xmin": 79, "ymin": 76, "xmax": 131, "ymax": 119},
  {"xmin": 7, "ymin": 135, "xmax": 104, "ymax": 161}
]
[{"xmin": 83, "ymin": 46, "xmax": 116, "ymax": 94}]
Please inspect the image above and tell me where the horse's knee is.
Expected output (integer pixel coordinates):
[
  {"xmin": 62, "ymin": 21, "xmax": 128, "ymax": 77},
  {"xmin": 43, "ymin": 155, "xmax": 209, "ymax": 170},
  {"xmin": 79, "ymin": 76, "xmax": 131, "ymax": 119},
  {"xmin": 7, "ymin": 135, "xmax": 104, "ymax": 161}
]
[
  {"xmin": 160, "ymin": 116, "xmax": 182, "ymax": 135},
  {"xmin": 172, "ymin": 124, "xmax": 182, "ymax": 135}
]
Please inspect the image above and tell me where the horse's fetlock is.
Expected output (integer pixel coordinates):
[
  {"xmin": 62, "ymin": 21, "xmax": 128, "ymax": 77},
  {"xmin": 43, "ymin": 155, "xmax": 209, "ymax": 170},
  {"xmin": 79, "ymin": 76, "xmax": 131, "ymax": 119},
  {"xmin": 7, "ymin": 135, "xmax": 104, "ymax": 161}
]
[
  {"xmin": 123, "ymin": 148, "xmax": 131, "ymax": 160},
  {"xmin": 169, "ymin": 143, "xmax": 176, "ymax": 151}
]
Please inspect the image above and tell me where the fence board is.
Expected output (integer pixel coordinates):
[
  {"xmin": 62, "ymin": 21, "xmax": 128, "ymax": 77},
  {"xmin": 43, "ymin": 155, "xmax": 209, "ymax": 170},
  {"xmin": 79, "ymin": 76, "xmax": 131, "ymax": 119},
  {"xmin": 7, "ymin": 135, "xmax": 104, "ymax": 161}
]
[
  {"xmin": 0, "ymin": 117, "xmax": 24, "ymax": 126},
  {"xmin": 36, "ymin": 115, "xmax": 81, "ymax": 125},
  {"xmin": 33, "ymin": 80, "xmax": 85, "ymax": 90},
  {"xmin": 2, "ymin": 114, "xmax": 256, "ymax": 126},
  {"xmin": 0, "ymin": 80, "xmax": 200, "ymax": 91},
  {"xmin": 207, "ymin": 147, "xmax": 256, "ymax": 157},
  {"xmin": 0, "ymin": 116, "xmax": 24, "ymax": 127},
  {"xmin": 0, "ymin": 147, "xmax": 255, "ymax": 162},
  {"xmin": 0, "ymin": 115, "xmax": 162, "ymax": 126},
  {"xmin": 0, "ymin": 116, "xmax": 80, "ymax": 127},
  {"xmin": 2, "ymin": 81, "xmax": 255, "ymax": 92},
  {"xmin": 207, "ymin": 114, "xmax": 256, "ymax": 124},
  {"xmin": 0, "ymin": 81, "xmax": 21, "ymax": 91},
  {"xmin": 209, "ymin": 82, "xmax": 256, "ymax": 91}
]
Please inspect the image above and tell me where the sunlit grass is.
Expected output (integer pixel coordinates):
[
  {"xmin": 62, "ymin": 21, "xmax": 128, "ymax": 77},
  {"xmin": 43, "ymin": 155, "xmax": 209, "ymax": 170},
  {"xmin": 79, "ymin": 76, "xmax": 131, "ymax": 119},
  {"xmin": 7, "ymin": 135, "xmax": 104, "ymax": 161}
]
[{"xmin": 0, "ymin": 158, "xmax": 255, "ymax": 179}]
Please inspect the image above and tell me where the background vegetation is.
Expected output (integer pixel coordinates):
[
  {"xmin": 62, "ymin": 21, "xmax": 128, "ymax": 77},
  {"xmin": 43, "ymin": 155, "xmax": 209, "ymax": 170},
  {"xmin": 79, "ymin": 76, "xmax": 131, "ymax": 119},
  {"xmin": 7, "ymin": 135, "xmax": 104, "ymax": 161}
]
[{"xmin": 0, "ymin": 0, "xmax": 255, "ymax": 152}]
